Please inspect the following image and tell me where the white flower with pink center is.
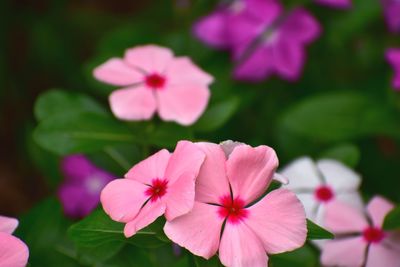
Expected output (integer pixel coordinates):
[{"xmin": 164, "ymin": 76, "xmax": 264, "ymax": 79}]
[
  {"xmin": 281, "ymin": 157, "xmax": 363, "ymax": 226},
  {"xmin": 94, "ymin": 44, "xmax": 214, "ymax": 125}
]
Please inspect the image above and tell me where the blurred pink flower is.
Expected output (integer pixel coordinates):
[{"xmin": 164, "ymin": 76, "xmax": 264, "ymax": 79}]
[
  {"xmin": 164, "ymin": 141, "xmax": 306, "ymax": 267},
  {"xmin": 382, "ymin": 0, "xmax": 400, "ymax": 33},
  {"xmin": 58, "ymin": 155, "xmax": 115, "ymax": 218},
  {"xmin": 193, "ymin": 0, "xmax": 320, "ymax": 82},
  {"xmin": 315, "ymin": 0, "xmax": 352, "ymax": 9},
  {"xmin": 0, "ymin": 216, "xmax": 29, "ymax": 267},
  {"xmin": 101, "ymin": 141, "xmax": 205, "ymax": 237},
  {"xmin": 94, "ymin": 45, "xmax": 213, "ymax": 125},
  {"xmin": 282, "ymin": 157, "xmax": 363, "ymax": 226},
  {"xmin": 321, "ymin": 196, "xmax": 400, "ymax": 267},
  {"xmin": 386, "ymin": 48, "xmax": 400, "ymax": 90}
]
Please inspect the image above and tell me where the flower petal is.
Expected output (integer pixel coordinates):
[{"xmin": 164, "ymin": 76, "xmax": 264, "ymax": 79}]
[
  {"xmin": 0, "ymin": 216, "xmax": 18, "ymax": 234},
  {"xmin": 100, "ymin": 179, "xmax": 149, "ymax": 223},
  {"xmin": 164, "ymin": 202, "xmax": 223, "ymax": 259},
  {"xmin": 226, "ymin": 144, "xmax": 278, "ymax": 204},
  {"xmin": 61, "ymin": 155, "xmax": 95, "ymax": 182},
  {"xmin": 0, "ymin": 232, "xmax": 29, "ymax": 267},
  {"xmin": 219, "ymin": 222, "xmax": 268, "ymax": 267},
  {"xmin": 386, "ymin": 48, "xmax": 400, "ymax": 90},
  {"xmin": 273, "ymin": 38, "xmax": 304, "ymax": 81},
  {"xmin": 281, "ymin": 157, "xmax": 321, "ymax": 191},
  {"xmin": 125, "ymin": 149, "xmax": 171, "ymax": 185},
  {"xmin": 93, "ymin": 58, "xmax": 143, "ymax": 86},
  {"xmin": 193, "ymin": 8, "xmax": 231, "ymax": 49},
  {"xmin": 382, "ymin": 0, "xmax": 400, "ymax": 33},
  {"xmin": 157, "ymin": 84, "xmax": 210, "ymax": 125},
  {"xmin": 109, "ymin": 86, "xmax": 157, "ymax": 121},
  {"xmin": 164, "ymin": 141, "xmax": 205, "ymax": 184},
  {"xmin": 321, "ymin": 237, "xmax": 367, "ymax": 267},
  {"xmin": 165, "ymin": 57, "xmax": 214, "ymax": 86},
  {"xmin": 317, "ymin": 159, "xmax": 361, "ymax": 191},
  {"xmin": 294, "ymin": 193, "xmax": 319, "ymax": 223},
  {"xmin": 58, "ymin": 184, "xmax": 98, "ymax": 218},
  {"xmin": 194, "ymin": 142, "xmax": 230, "ymax": 204},
  {"xmin": 164, "ymin": 173, "xmax": 196, "ymax": 221},
  {"xmin": 315, "ymin": 0, "xmax": 352, "ymax": 9},
  {"xmin": 124, "ymin": 200, "xmax": 166, "ymax": 237},
  {"xmin": 124, "ymin": 45, "xmax": 174, "ymax": 74},
  {"xmin": 366, "ymin": 243, "xmax": 400, "ymax": 267},
  {"xmin": 246, "ymin": 189, "xmax": 307, "ymax": 254},
  {"xmin": 366, "ymin": 196, "xmax": 394, "ymax": 228},
  {"xmin": 324, "ymin": 201, "xmax": 369, "ymax": 234}
]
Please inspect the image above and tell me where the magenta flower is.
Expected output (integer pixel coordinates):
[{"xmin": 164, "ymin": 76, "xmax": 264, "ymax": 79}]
[
  {"xmin": 381, "ymin": 0, "xmax": 400, "ymax": 33},
  {"xmin": 386, "ymin": 48, "xmax": 400, "ymax": 90},
  {"xmin": 321, "ymin": 196, "xmax": 400, "ymax": 267},
  {"xmin": 58, "ymin": 155, "xmax": 115, "ymax": 218},
  {"xmin": 164, "ymin": 141, "xmax": 306, "ymax": 267},
  {"xmin": 0, "ymin": 216, "xmax": 29, "ymax": 267},
  {"xmin": 315, "ymin": 0, "xmax": 351, "ymax": 9},
  {"xmin": 194, "ymin": 0, "xmax": 320, "ymax": 82},
  {"xmin": 100, "ymin": 141, "xmax": 205, "ymax": 237},
  {"xmin": 94, "ymin": 45, "xmax": 213, "ymax": 125}
]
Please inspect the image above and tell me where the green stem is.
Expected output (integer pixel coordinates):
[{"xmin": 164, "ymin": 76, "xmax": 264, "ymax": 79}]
[{"xmin": 104, "ymin": 147, "xmax": 131, "ymax": 171}]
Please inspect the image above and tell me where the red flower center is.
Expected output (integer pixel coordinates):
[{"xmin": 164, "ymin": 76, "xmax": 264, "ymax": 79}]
[
  {"xmin": 363, "ymin": 227, "xmax": 385, "ymax": 244},
  {"xmin": 145, "ymin": 73, "xmax": 166, "ymax": 89},
  {"xmin": 314, "ymin": 186, "xmax": 334, "ymax": 202},
  {"xmin": 145, "ymin": 178, "xmax": 168, "ymax": 202},
  {"xmin": 218, "ymin": 195, "xmax": 248, "ymax": 224}
]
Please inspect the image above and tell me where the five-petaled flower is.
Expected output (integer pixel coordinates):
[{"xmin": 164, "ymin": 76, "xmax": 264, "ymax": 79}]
[
  {"xmin": 281, "ymin": 157, "xmax": 363, "ymax": 227},
  {"xmin": 164, "ymin": 141, "xmax": 306, "ymax": 267},
  {"xmin": 0, "ymin": 215, "xmax": 29, "ymax": 267},
  {"xmin": 101, "ymin": 141, "xmax": 205, "ymax": 237},
  {"xmin": 58, "ymin": 154, "xmax": 115, "ymax": 218},
  {"xmin": 321, "ymin": 196, "xmax": 400, "ymax": 267},
  {"xmin": 94, "ymin": 45, "xmax": 213, "ymax": 125},
  {"xmin": 194, "ymin": 0, "xmax": 320, "ymax": 82},
  {"xmin": 386, "ymin": 48, "xmax": 400, "ymax": 90}
]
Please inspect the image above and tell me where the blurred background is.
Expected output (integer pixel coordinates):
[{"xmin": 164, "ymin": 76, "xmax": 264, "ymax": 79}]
[{"xmin": 1, "ymin": 0, "xmax": 400, "ymax": 224}]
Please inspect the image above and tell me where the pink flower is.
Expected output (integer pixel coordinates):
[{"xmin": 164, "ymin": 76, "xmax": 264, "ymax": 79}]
[
  {"xmin": 164, "ymin": 141, "xmax": 307, "ymax": 267},
  {"xmin": 321, "ymin": 196, "xmax": 400, "ymax": 267},
  {"xmin": 194, "ymin": 0, "xmax": 320, "ymax": 82},
  {"xmin": 281, "ymin": 157, "xmax": 363, "ymax": 226},
  {"xmin": 386, "ymin": 48, "xmax": 400, "ymax": 90},
  {"xmin": 315, "ymin": 0, "xmax": 352, "ymax": 9},
  {"xmin": 381, "ymin": 0, "xmax": 400, "ymax": 33},
  {"xmin": 94, "ymin": 45, "xmax": 214, "ymax": 125},
  {"xmin": 0, "ymin": 216, "xmax": 29, "ymax": 267},
  {"xmin": 100, "ymin": 141, "xmax": 205, "ymax": 237}
]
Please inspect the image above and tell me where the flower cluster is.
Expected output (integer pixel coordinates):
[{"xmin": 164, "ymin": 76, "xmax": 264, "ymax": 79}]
[
  {"xmin": 194, "ymin": 0, "xmax": 321, "ymax": 82},
  {"xmin": 101, "ymin": 140, "xmax": 307, "ymax": 267},
  {"xmin": 0, "ymin": 216, "xmax": 29, "ymax": 267}
]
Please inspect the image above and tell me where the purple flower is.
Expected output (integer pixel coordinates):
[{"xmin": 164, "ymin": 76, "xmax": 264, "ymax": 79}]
[
  {"xmin": 58, "ymin": 155, "xmax": 115, "ymax": 218},
  {"xmin": 315, "ymin": 0, "xmax": 352, "ymax": 9},
  {"xmin": 386, "ymin": 48, "xmax": 400, "ymax": 90},
  {"xmin": 193, "ymin": 0, "xmax": 321, "ymax": 82},
  {"xmin": 381, "ymin": 0, "xmax": 400, "ymax": 33}
]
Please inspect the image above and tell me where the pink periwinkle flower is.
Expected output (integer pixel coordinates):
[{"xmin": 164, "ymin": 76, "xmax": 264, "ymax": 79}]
[
  {"xmin": 101, "ymin": 141, "xmax": 205, "ymax": 237},
  {"xmin": 281, "ymin": 157, "xmax": 363, "ymax": 226},
  {"xmin": 194, "ymin": 0, "xmax": 321, "ymax": 82},
  {"xmin": 58, "ymin": 155, "xmax": 115, "ymax": 218},
  {"xmin": 0, "ymin": 216, "xmax": 29, "ymax": 267},
  {"xmin": 315, "ymin": 0, "xmax": 352, "ymax": 9},
  {"xmin": 382, "ymin": 0, "xmax": 400, "ymax": 33},
  {"xmin": 321, "ymin": 196, "xmax": 400, "ymax": 267},
  {"xmin": 164, "ymin": 141, "xmax": 307, "ymax": 267},
  {"xmin": 386, "ymin": 48, "xmax": 400, "ymax": 90},
  {"xmin": 94, "ymin": 45, "xmax": 214, "ymax": 126}
]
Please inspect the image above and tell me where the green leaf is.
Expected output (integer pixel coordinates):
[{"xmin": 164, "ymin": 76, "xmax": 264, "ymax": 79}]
[
  {"xmin": 193, "ymin": 256, "xmax": 223, "ymax": 267},
  {"xmin": 307, "ymin": 219, "xmax": 334, "ymax": 240},
  {"xmin": 34, "ymin": 111, "xmax": 135, "ymax": 155},
  {"xmin": 279, "ymin": 92, "xmax": 400, "ymax": 143},
  {"xmin": 320, "ymin": 143, "xmax": 360, "ymax": 168},
  {"xmin": 383, "ymin": 205, "xmax": 400, "ymax": 231},
  {"xmin": 147, "ymin": 123, "xmax": 193, "ymax": 148},
  {"xmin": 270, "ymin": 245, "xmax": 317, "ymax": 267},
  {"xmin": 194, "ymin": 97, "xmax": 239, "ymax": 132},
  {"xmin": 34, "ymin": 89, "xmax": 106, "ymax": 121}
]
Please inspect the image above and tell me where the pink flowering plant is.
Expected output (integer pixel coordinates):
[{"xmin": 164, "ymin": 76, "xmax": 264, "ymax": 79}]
[{"xmin": 8, "ymin": 0, "xmax": 400, "ymax": 267}]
